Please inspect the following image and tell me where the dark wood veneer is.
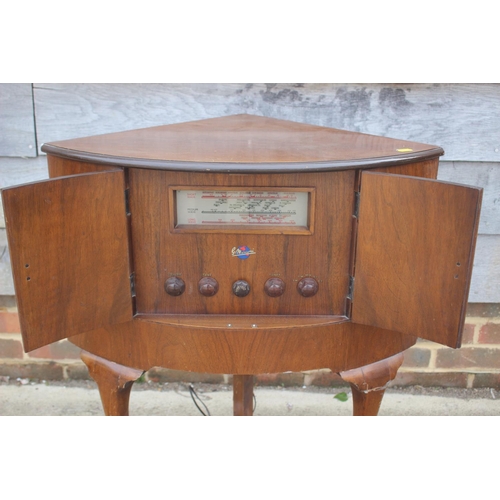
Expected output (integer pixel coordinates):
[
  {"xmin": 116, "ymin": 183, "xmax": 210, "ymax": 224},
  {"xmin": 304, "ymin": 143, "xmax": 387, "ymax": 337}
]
[{"xmin": 41, "ymin": 114, "xmax": 443, "ymax": 172}]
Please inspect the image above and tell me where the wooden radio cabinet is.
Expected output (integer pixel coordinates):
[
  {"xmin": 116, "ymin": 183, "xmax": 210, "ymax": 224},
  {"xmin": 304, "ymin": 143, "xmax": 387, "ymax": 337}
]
[{"xmin": 2, "ymin": 114, "xmax": 482, "ymax": 416}]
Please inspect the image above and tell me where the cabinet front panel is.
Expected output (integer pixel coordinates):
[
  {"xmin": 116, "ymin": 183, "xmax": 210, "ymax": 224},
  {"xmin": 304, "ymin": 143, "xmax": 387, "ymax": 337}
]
[{"xmin": 129, "ymin": 169, "xmax": 355, "ymax": 316}]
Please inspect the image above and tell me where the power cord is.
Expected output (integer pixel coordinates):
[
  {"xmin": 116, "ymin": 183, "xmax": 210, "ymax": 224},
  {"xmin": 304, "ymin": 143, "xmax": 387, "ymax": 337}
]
[
  {"xmin": 189, "ymin": 384, "xmax": 211, "ymax": 416},
  {"xmin": 189, "ymin": 384, "xmax": 257, "ymax": 416}
]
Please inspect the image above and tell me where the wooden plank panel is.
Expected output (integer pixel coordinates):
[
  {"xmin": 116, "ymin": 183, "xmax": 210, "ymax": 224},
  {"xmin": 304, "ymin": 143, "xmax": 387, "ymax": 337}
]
[
  {"xmin": 1, "ymin": 170, "xmax": 133, "ymax": 351},
  {"xmin": 0, "ymin": 84, "xmax": 37, "ymax": 157},
  {"xmin": 469, "ymin": 235, "xmax": 500, "ymax": 303},
  {"xmin": 0, "ymin": 156, "xmax": 49, "ymax": 228},
  {"xmin": 0, "ymin": 229, "xmax": 14, "ymax": 295},
  {"xmin": 352, "ymin": 172, "xmax": 482, "ymax": 348},
  {"xmin": 34, "ymin": 83, "xmax": 499, "ymax": 161},
  {"xmin": 438, "ymin": 161, "xmax": 500, "ymax": 235}
]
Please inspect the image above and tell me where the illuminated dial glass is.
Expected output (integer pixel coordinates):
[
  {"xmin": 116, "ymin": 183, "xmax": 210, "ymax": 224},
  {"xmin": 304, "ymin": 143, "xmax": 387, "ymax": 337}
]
[{"xmin": 176, "ymin": 190, "xmax": 309, "ymax": 226}]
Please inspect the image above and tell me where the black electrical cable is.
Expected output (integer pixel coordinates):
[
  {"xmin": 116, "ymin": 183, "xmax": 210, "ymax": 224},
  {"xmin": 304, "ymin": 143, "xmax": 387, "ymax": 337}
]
[
  {"xmin": 189, "ymin": 384, "xmax": 211, "ymax": 416},
  {"xmin": 189, "ymin": 384, "xmax": 257, "ymax": 416}
]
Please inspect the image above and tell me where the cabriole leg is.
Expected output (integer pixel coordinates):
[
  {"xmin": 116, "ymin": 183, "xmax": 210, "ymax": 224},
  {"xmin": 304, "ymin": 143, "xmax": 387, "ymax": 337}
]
[
  {"xmin": 339, "ymin": 352, "xmax": 405, "ymax": 416},
  {"xmin": 81, "ymin": 350, "xmax": 144, "ymax": 416}
]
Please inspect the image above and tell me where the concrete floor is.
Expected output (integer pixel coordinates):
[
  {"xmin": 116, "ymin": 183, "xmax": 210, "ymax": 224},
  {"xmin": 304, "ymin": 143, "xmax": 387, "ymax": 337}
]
[{"xmin": 1, "ymin": 380, "xmax": 499, "ymax": 416}]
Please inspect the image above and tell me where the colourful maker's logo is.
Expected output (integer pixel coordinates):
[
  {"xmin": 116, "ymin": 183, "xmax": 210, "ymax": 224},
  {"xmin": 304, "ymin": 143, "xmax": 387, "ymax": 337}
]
[{"xmin": 231, "ymin": 246, "xmax": 256, "ymax": 260}]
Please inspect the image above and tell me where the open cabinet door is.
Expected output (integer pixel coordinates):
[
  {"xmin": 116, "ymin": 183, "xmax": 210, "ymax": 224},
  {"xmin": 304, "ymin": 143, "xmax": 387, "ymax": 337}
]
[
  {"xmin": 2, "ymin": 170, "xmax": 134, "ymax": 352},
  {"xmin": 351, "ymin": 171, "xmax": 482, "ymax": 348}
]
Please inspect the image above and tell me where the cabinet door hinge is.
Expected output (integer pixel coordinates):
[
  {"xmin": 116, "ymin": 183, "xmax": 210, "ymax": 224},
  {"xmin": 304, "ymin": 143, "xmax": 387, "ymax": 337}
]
[
  {"xmin": 345, "ymin": 275, "xmax": 355, "ymax": 318},
  {"xmin": 353, "ymin": 191, "xmax": 360, "ymax": 218},
  {"xmin": 130, "ymin": 273, "xmax": 136, "ymax": 298},
  {"xmin": 345, "ymin": 275, "xmax": 355, "ymax": 317},
  {"xmin": 347, "ymin": 275, "xmax": 355, "ymax": 300},
  {"xmin": 125, "ymin": 188, "xmax": 131, "ymax": 216}
]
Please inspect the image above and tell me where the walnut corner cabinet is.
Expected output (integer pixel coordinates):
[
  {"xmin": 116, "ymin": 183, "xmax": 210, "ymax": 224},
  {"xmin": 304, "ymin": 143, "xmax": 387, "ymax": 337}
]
[{"xmin": 2, "ymin": 114, "xmax": 482, "ymax": 416}]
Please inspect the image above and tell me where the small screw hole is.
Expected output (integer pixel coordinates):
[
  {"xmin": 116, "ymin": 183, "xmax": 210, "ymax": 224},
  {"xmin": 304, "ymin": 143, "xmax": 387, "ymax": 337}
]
[
  {"xmin": 26, "ymin": 277, "xmax": 31, "ymax": 281},
  {"xmin": 454, "ymin": 275, "xmax": 459, "ymax": 279},
  {"xmin": 25, "ymin": 264, "xmax": 30, "ymax": 268},
  {"xmin": 456, "ymin": 262, "xmax": 461, "ymax": 267}
]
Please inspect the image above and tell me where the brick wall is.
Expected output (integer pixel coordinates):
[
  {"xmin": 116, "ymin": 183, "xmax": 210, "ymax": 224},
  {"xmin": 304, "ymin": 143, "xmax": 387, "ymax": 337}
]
[
  {"xmin": 1, "ymin": 302, "xmax": 499, "ymax": 388},
  {"xmin": 394, "ymin": 304, "xmax": 500, "ymax": 389}
]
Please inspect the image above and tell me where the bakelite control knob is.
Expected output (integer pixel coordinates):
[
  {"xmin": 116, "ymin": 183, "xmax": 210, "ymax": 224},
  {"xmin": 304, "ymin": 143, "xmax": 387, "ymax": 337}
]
[
  {"xmin": 297, "ymin": 277, "xmax": 319, "ymax": 297},
  {"xmin": 233, "ymin": 280, "xmax": 251, "ymax": 297},
  {"xmin": 198, "ymin": 277, "xmax": 219, "ymax": 297},
  {"xmin": 164, "ymin": 277, "xmax": 185, "ymax": 296},
  {"xmin": 264, "ymin": 278, "xmax": 286, "ymax": 297}
]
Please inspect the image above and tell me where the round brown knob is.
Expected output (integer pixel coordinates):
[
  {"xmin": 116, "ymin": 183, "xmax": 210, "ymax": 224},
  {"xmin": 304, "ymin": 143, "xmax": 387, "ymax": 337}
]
[
  {"xmin": 232, "ymin": 280, "xmax": 250, "ymax": 297},
  {"xmin": 164, "ymin": 277, "xmax": 185, "ymax": 296},
  {"xmin": 297, "ymin": 277, "xmax": 319, "ymax": 297},
  {"xmin": 264, "ymin": 278, "xmax": 286, "ymax": 297},
  {"xmin": 198, "ymin": 277, "xmax": 219, "ymax": 296}
]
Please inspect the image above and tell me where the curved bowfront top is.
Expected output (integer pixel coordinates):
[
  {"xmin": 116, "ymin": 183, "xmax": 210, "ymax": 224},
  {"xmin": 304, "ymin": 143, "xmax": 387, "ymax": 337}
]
[{"xmin": 41, "ymin": 114, "xmax": 443, "ymax": 173}]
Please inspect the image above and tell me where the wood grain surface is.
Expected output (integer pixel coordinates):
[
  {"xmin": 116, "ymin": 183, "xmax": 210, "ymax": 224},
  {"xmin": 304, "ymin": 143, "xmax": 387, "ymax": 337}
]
[
  {"xmin": 41, "ymin": 114, "xmax": 442, "ymax": 171},
  {"xmin": 47, "ymin": 155, "xmax": 119, "ymax": 177},
  {"xmin": 69, "ymin": 318, "xmax": 417, "ymax": 375},
  {"xmin": 233, "ymin": 375, "xmax": 254, "ymax": 416},
  {"xmin": 81, "ymin": 350, "xmax": 144, "ymax": 416},
  {"xmin": 371, "ymin": 159, "xmax": 439, "ymax": 179},
  {"xmin": 2, "ymin": 170, "xmax": 133, "ymax": 351},
  {"xmin": 136, "ymin": 314, "xmax": 347, "ymax": 329},
  {"xmin": 129, "ymin": 168, "xmax": 355, "ymax": 316},
  {"xmin": 339, "ymin": 353, "xmax": 405, "ymax": 416},
  {"xmin": 352, "ymin": 172, "xmax": 482, "ymax": 348}
]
